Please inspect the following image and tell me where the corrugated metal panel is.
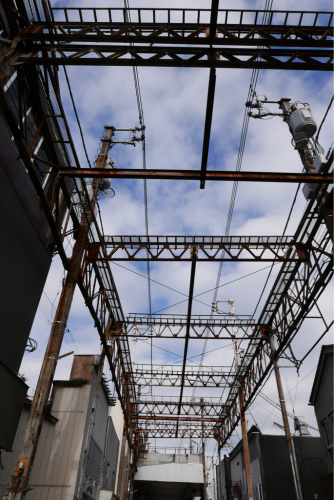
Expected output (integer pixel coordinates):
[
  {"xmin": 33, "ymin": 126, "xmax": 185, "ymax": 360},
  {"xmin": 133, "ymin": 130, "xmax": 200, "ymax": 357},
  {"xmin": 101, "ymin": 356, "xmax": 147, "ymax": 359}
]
[{"xmin": 29, "ymin": 383, "xmax": 91, "ymax": 500}]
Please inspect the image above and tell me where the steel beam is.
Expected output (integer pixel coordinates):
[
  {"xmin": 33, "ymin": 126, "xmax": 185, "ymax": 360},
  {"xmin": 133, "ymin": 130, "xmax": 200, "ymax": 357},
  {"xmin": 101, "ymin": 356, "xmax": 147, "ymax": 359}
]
[
  {"xmin": 136, "ymin": 421, "xmax": 216, "ymax": 439},
  {"xmin": 122, "ymin": 318, "xmax": 267, "ymax": 340},
  {"xmin": 86, "ymin": 235, "xmax": 310, "ymax": 262},
  {"xmin": 129, "ymin": 364, "xmax": 234, "ymax": 387},
  {"xmin": 176, "ymin": 250, "xmax": 197, "ymax": 436},
  {"xmin": 133, "ymin": 398, "xmax": 226, "ymax": 417},
  {"xmin": 200, "ymin": 68, "xmax": 216, "ymax": 189},
  {"xmin": 58, "ymin": 168, "xmax": 333, "ymax": 184},
  {"xmin": 16, "ymin": 47, "xmax": 333, "ymax": 71}
]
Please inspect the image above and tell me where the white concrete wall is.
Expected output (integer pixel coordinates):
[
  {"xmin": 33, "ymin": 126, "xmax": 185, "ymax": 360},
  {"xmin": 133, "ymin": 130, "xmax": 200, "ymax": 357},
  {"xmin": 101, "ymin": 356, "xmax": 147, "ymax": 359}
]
[{"xmin": 135, "ymin": 462, "xmax": 204, "ymax": 484}]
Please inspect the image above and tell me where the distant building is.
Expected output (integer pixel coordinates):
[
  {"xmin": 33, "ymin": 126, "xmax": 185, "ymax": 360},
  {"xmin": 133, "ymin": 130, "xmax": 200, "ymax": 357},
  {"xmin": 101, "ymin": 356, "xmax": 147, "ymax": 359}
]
[
  {"xmin": 309, "ymin": 344, "xmax": 333, "ymax": 500},
  {"xmin": 0, "ymin": 355, "xmax": 124, "ymax": 500},
  {"xmin": 216, "ymin": 425, "xmax": 328, "ymax": 500},
  {"xmin": 134, "ymin": 451, "xmax": 204, "ymax": 499}
]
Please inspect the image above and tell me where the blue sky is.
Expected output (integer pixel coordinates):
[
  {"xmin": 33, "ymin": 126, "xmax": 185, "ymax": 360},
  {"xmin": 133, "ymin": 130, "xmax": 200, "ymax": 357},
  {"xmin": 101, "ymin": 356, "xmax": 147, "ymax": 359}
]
[{"xmin": 21, "ymin": 0, "xmax": 333, "ymax": 459}]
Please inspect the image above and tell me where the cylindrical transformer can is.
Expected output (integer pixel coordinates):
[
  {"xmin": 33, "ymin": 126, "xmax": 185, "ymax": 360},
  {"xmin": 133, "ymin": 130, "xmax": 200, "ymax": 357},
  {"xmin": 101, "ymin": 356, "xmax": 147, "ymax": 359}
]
[
  {"xmin": 100, "ymin": 157, "xmax": 116, "ymax": 191},
  {"xmin": 288, "ymin": 103, "xmax": 317, "ymax": 138}
]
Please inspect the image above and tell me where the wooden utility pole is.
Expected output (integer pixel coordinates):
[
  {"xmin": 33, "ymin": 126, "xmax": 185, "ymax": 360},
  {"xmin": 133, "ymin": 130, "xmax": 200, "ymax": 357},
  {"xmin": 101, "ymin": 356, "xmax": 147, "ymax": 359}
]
[
  {"xmin": 229, "ymin": 299, "xmax": 253, "ymax": 500},
  {"xmin": 270, "ymin": 335, "xmax": 302, "ymax": 500},
  {"xmin": 201, "ymin": 398, "xmax": 207, "ymax": 500},
  {"xmin": 7, "ymin": 127, "xmax": 114, "ymax": 500},
  {"xmin": 238, "ymin": 380, "xmax": 254, "ymax": 500}
]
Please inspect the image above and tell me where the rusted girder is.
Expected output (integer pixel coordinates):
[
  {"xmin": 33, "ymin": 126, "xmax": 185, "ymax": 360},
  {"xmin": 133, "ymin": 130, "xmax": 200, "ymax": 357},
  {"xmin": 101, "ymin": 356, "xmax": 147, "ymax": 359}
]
[
  {"xmin": 132, "ymin": 397, "xmax": 227, "ymax": 417},
  {"xmin": 133, "ymin": 415, "xmax": 224, "ymax": 423},
  {"xmin": 87, "ymin": 235, "xmax": 310, "ymax": 262},
  {"xmin": 58, "ymin": 168, "xmax": 333, "ymax": 183},
  {"xmin": 122, "ymin": 315, "xmax": 267, "ymax": 339},
  {"xmin": 127, "ymin": 364, "xmax": 234, "ymax": 387},
  {"xmin": 136, "ymin": 421, "xmax": 217, "ymax": 439},
  {"xmin": 121, "ymin": 316, "xmax": 269, "ymax": 340},
  {"xmin": 21, "ymin": 7, "xmax": 333, "ymax": 49},
  {"xmin": 126, "ymin": 315, "xmax": 258, "ymax": 326}
]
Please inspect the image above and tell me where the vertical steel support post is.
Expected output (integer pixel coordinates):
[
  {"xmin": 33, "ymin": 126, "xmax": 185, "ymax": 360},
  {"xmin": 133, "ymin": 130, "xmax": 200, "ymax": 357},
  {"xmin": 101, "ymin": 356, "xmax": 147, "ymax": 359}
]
[
  {"xmin": 238, "ymin": 381, "xmax": 254, "ymax": 500},
  {"xmin": 270, "ymin": 336, "xmax": 302, "ymax": 500},
  {"xmin": 7, "ymin": 127, "xmax": 114, "ymax": 500}
]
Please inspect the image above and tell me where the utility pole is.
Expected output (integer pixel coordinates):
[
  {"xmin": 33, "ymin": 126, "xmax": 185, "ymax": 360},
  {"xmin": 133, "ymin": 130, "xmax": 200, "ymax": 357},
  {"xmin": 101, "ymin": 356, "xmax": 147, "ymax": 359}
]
[
  {"xmin": 7, "ymin": 127, "xmax": 114, "ymax": 500},
  {"xmin": 270, "ymin": 335, "xmax": 303, "ymax": 500},
  {"xmin": 217, "ymin": 443, "xmax": 222, "ymax": 500},
  {"xmin": 229, "ymin": 300, "xmax": 253, "ymax": 500},
  {"xmin": 238, "ymin": 381, "xmax": 254, "ymax": 500},
  {"xmin": 201, "ymin": 398, "xmax": 207, "ymax": 500}
]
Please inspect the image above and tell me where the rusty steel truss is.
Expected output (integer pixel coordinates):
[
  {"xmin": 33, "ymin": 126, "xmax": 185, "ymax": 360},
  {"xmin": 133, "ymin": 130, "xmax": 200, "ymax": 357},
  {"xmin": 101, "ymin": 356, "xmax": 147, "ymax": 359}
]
[
  {"xmin": 87, "ymin": 234, "xmax": 313, "ymax": 262},
  {"xmin": 7, "ymin": 7, "xmax": 333, "ymax": 71},
  {"xmin": 0, "ymin": 1, "xmax": 333, "ymax": 498}
]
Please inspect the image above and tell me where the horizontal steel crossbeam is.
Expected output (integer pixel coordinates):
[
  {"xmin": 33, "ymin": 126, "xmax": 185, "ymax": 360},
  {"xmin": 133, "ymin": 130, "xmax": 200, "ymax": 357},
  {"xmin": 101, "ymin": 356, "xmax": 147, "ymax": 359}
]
[
  {"xmin": 136, "ymin": 421, "xmax": 216, "ymax": 439},
  {"xmin": 126, "ymin": 315, "xmax": 257, "ymax": 326},
  {"xmin": 57, "ymin": 168, "xmax": 334, "ymax": 183},
  {"xmin": 122, "ymin": 317, "xmax": 267, "ymax": 339},
  {"xmin": 132, "ymin": 397, "xmax": 227, "ymax": 417},
  {"xmin": 87, "ymin": 235, "xmax": 309, "ymax": 262},
  {"xmin": 128, "ymin": 364, "xmax": 234, "ymax": 387}
]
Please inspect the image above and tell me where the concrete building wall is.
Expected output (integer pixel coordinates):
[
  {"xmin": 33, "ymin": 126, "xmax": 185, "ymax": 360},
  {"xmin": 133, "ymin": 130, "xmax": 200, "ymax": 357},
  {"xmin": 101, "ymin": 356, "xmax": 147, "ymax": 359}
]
[
  {"xmin": 0, "ymin": 87, "xmax": 52, "ymax": 378},
  {"xmin": 309, "ymin": 346, "xmax": 333, "ymax": 474},
  {"xmin": 135, "ymin": 461, "xmax": 204, "ymax": 484},
  {"xmin": 0, "ymin": 382, "xmax": 91, "ymax": 500},
  {"xmin": 0, "ymin": 357, "xmax": 121, "ymax": 500},
  {"xmin": 229, "ymin": 449, "xmax": 244, "ymax": 498},
  {"xmin": 216, "ymin": 432, "xmax": 328, "ymax": 500},
  {"xmin": 109, "ymin": 400, "xmax": 124, "ymax": 494}
]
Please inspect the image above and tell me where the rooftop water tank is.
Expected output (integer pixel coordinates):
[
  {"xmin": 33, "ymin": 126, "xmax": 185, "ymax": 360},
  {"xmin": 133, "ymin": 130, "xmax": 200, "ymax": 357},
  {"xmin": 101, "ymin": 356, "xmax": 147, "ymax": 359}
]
[{"xmin": 289, "ymin": 102, "xmax": 317, "ymax": 138}]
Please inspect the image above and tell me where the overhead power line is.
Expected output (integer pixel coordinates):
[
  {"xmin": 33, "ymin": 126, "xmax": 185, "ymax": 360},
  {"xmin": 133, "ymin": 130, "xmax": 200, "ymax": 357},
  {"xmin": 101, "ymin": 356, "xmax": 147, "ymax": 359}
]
[
  {"xmin": 110, "ymin": 260, "xmax": 280, "ymax": 316},
  {"xmin": 192, "ymin": 1, "xmax": 274, "ymax": 394},
  {"xmin": 123, "ymin": 0, "xmax": 153, "ymax": 392},
  {"xmin": 315, "ymin": 94, "xmax": 334, "ymax": 143},
  {"xmin": 63, "ymin": 67, "xmax": 92, "ymax": 169}
]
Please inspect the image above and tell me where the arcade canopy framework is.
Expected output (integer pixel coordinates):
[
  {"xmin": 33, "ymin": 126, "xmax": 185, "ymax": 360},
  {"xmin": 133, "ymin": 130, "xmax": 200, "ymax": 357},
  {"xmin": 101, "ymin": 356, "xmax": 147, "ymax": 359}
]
[{"xmin": 0, "ymin": 0, "xmax": 333, "ymax": 494}]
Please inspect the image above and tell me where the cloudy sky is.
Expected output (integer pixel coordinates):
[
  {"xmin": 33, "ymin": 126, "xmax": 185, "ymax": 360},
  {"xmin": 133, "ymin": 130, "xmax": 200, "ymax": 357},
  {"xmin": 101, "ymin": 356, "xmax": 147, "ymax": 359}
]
[{"xmin": 21, "ymin": 0, "xmax": 333, "ymax": 464}]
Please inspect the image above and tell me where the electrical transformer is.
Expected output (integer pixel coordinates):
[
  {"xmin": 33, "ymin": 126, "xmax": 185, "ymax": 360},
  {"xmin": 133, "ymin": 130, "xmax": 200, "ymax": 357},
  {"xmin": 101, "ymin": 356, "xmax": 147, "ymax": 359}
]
[
  {"xmin": 100, "ymin": 156, "xmax": 116, "ymax": 191},
  {"xmin": 288, "ymin": 102, "xmax": 317, "ymax": 138}
]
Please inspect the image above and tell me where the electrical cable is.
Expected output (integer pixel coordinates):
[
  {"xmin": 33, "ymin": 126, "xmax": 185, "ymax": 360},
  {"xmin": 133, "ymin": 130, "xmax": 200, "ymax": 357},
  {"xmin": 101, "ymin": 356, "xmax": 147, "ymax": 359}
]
[
  {"xmin": 109, "ymin": 260, "xmax": 211, "ymax": 309},
  {"xmin": 136, "ymin": 336, "xmax": 233, "ymax": 367},
  {"xmin": 298, "ymin": 320, "xmax": 334, "ymax": 366},
  {"xmin": 148, "ymin": 262, "xmax": 281, "ymax": 316},
  {"xmin": 63, "ymin": 67, "xmax": 92, "ymax": 169},
  {"xmin": 252, "ymin": 183, "xmax": 301, "ymax": 319},
  {"xmin": 191, "ymin": 1, "xmax": 274, "ymax": 400},
  {"xmin": 110, "ymin": 259, "xmax": 281, "ymax": 315},
  {"xmin": 315, "ymin": 94, "xmax": 334, "ymax": 143},
  {"xmin": 258, "ymin": 392, "xmax": 319, "ymax": 432},
  {"xmin": 123, "ymin": 0, "xmax": 153, "ymax": 393}
]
